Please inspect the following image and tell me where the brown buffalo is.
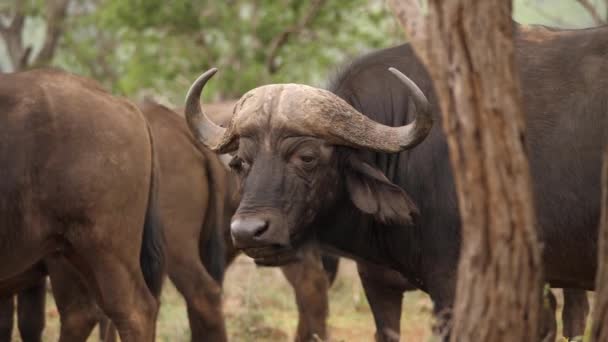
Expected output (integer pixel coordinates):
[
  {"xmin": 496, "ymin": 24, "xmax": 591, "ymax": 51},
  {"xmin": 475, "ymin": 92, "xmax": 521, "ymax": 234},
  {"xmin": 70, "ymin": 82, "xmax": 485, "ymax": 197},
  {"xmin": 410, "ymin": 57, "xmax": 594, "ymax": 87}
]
[
  {"xmin": 0, "ymin": 99, "xmax": 337, "ymax": 342},
  {"xmin": 0, "ymin": 69, "xmax": 165, "ymax": 342}
]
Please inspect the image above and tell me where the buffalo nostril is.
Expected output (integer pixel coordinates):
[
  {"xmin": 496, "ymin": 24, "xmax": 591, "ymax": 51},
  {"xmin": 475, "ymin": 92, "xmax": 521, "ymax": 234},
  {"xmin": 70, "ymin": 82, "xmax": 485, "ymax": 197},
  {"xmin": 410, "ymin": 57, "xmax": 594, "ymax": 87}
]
[
  {"xmin": 253, "ymin": 221, "xmax": 269, "ymax": 237},
  {"xmin": 230, "ymin": 217, "xmax": 269, "ymax": 247}
]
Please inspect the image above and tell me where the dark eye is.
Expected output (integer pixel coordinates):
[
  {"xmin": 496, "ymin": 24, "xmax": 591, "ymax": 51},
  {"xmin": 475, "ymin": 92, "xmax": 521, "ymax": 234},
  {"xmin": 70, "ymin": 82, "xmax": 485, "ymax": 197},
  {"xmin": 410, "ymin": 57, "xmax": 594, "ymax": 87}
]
[
  {"xmin": 229, "ymin": 157, "xmax": 249, "ymax": 172},
  {"xmin": 300, "ymin": 155, "xmax": 316, "ymax": 164}
]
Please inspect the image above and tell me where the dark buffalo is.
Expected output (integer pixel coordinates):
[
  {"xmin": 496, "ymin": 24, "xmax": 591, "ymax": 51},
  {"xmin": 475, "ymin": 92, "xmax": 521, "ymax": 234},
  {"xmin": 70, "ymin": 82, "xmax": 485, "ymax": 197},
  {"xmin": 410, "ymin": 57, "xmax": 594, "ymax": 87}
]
[
  {"xmin": 0, "ymin": 277, "xmax": 45, "ymax": 342},
  {"xmin": 183, "ymin": 24, "xmax": 606, "ymax": 337},
  {"xmin": 143, "ymin": 100, "xmax": 339, "ymax": 342},
  {"xmin": 0, "ymin": 99, "xmax": 338, "ymax": 342},
  {"xmin": 197, "ymin": 100, "xmax": 341, "ymax": 341},
  {"xmin": 358, "ymin": 261, "xmax": 589, "ymax": 341},
  {"xmin": 0, "ymin": 69, "xmax": 165, "ymax": 342}
]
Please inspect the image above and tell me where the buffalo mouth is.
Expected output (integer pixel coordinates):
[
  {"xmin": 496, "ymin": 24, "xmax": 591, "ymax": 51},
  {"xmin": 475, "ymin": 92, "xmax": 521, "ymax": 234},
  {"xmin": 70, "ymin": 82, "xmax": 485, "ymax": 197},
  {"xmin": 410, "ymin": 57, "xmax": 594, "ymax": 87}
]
[{"xmin": 242, "ymin": 246, "xmax": 300, "ymax": 266}]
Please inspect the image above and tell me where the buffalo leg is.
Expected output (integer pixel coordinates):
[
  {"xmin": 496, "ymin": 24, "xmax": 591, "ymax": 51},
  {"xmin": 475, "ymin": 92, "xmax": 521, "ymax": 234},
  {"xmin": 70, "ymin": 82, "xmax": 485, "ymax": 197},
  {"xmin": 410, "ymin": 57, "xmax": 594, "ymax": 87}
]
[
  {"xmin": 87, "ymin": 259, "xmax": 158, "ymax": 342},
  {"xmin": 320, "ymin": 254, "xmax": 339, "ymax": 286},
  {"xmin": 357, "ymin": 263, "xmax": 409, "ymax": 342},
  {"xmin": 64, "ymin": 247, "xmax": 158, "ymax": 342},
  {"xmin": 281, "ymin": 248, "xmax": 330, "ymax": 342},
  {"xmin": 168, "ymin": 237, "xmax": 227, "ymax": 342},
  {"xmin": 17, "ymin": 279, "xmax": 46, "ymax": 342},
  {"xmin": 562, "ymin": 288, "xmax": 589, "ymax": 340},
  {"xmin": 46, "ymin": 257, "xmax": 99, "ymax": 342},
  {"xmin": 0, "ymin": 296, "xmax": 14, "ymax": 342}
]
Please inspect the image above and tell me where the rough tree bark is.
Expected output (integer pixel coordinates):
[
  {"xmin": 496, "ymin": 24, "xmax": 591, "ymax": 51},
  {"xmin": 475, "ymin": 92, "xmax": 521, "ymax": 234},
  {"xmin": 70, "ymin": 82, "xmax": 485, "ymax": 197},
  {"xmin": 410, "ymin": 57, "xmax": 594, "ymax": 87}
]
[
  {"xmin": 0, "ymin": 0, "xmax": 70, "ymax": 71},
  {"xmin": 388, "ymin": 1, "xmax": 543, "ymax": 341},
  {"xmin": 592, "ymin": 148, "xmax": 608, "ymax": 342}
]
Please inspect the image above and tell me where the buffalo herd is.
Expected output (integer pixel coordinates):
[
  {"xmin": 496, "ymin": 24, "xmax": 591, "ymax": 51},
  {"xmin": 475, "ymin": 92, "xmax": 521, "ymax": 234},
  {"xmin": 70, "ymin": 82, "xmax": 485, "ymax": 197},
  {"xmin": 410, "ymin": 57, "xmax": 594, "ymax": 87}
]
[{"xmin": 0, "ymin": 22, "xmax": 606, "ymax": 341}]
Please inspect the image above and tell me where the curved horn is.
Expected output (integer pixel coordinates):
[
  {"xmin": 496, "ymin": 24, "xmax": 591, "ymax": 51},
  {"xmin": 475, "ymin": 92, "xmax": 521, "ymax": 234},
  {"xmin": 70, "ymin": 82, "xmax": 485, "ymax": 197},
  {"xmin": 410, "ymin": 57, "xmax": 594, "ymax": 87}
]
[
  {"xmin": 314, "ymin": 67, "xmax": 433, "ymax": 153},
  {"xmin": 184, "ymin": 68, "xmax": 232, "ymax": 152},
  {"xmin": 387, "ymin": 67, "xmax": 433, "ymax": 150}
]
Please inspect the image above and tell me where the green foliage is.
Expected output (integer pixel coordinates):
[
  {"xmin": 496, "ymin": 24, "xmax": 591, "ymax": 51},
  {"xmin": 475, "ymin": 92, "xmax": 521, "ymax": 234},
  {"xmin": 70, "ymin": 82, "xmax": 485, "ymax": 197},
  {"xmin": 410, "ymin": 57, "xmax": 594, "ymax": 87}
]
[
  {"xmin": 2, "ymin": 0, "xmax": 605, "ymax": 104},
  {"xmin": 514, "ymin": 0, "xmax": 606, "ymax": 28},
  {"xmin": 52, "ymin": 0, "xmax": 401, "ymax": 104}
]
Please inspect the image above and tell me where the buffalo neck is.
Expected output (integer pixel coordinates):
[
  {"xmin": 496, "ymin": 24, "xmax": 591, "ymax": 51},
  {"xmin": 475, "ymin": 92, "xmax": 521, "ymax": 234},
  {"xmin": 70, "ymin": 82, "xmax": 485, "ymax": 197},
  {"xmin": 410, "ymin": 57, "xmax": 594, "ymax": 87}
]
[{"xmin": 313, "ymin": 198, "xmax": 424, "ymax": 289}]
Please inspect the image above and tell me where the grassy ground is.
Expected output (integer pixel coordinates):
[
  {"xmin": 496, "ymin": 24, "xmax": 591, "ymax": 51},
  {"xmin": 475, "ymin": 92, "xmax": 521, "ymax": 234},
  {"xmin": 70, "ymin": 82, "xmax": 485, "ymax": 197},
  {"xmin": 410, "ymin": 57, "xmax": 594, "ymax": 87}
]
[
  {"xmin": 12, "ymin": 256, "xmax": 591, "ymax": 341},
  {"xmin": 20, "ymin": 257, "xmax": 433, "ymax": 341}
]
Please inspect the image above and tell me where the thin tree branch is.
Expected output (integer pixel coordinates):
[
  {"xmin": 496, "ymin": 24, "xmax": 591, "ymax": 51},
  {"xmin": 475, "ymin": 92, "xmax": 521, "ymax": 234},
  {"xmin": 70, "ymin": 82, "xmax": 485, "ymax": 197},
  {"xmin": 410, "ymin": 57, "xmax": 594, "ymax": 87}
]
[
  {"xmin": 18, "ymin": 46, "xmax": 32, "ymax": 69},
  {"xmin": 265, "ymin": 0, "xmax": 326, "ymax": 74},
  {"xmin": 1, "ymin": 0, "xmax": 27, "ymax": 71},
  {"xmin": 575, "ymin": 0, "xmax": 606, "ymax": 25},
  {"xmin": 34, "ymin": 0, "xmax": 70, "ymax": 66}
]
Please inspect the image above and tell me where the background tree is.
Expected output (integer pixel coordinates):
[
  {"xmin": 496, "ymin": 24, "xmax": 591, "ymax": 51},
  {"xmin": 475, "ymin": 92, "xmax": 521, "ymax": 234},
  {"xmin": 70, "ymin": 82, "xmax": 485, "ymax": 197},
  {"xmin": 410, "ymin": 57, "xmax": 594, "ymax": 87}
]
[
  {"xmin": 32, "ymin": 0, "xmax": 402, "ymax": 101},
  {"xmin": 79, "ymin": 0, "xmax": 401, "ymax": 100},
  {"xmin": 388, "ymin": 1, "xmax": 543, "ymax": 341},
  {"xmin": 592, "ymin": 149, "xmax": 608, "ymax": 341},
  {"xmin": 1, "ymin": 0, "xmax": 605, "ymax": 102},
  {"xmin": 0, "ymin": 0, "xmax": 70, "ymax": 71}
]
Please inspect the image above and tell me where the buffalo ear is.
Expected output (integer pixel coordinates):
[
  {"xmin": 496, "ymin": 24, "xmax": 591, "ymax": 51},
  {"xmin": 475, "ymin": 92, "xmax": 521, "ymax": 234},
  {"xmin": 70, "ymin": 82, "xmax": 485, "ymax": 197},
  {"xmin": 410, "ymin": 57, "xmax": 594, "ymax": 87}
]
[{"xmin": 345, "ymin": 156, "xmax": 419, "ymax": 226}]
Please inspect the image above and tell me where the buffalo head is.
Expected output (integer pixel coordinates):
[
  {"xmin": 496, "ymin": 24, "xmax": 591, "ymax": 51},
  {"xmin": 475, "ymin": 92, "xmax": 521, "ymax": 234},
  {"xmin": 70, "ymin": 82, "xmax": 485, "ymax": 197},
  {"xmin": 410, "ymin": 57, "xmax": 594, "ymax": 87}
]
[{"xmin": 184, "ymin": 68, "xmax": 433, "ymax": 265}]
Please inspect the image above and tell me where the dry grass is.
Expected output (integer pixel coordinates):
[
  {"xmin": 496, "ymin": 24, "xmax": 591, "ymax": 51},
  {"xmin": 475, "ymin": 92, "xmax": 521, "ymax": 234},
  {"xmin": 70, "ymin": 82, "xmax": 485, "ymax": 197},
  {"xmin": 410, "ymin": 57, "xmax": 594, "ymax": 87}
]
[
  {"xmin": 15, "ymin": 258, "xmax": 433, "ymax": 342},
  {"xmin": 11, "ymin": 257, "xmax": 587, "ymax": 341}
]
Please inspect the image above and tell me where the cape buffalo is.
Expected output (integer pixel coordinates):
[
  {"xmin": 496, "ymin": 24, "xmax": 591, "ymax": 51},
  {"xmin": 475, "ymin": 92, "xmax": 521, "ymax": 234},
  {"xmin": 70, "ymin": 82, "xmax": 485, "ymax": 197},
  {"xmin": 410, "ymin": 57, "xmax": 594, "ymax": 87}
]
[
  {"xmin": 0, "ymin": 69, "xmax": 165, "ymax": 342},
  {"xmin": 143, "ymin": 100, "xmax": 339, "ymax": 342},
  {"xmin": 357, "ymin": 261, "xmax": 589, "ymax": 341},
  {"xmin": 183, "ymin": 23, "xmax": 606, "ymax": 337},
  {"xmin": 193, "ymin": 101, "xmax": 341, "ymax": 341},
  {"xmin": 0, "ymin": 276, "xmax": 45, "ymax": 342}
]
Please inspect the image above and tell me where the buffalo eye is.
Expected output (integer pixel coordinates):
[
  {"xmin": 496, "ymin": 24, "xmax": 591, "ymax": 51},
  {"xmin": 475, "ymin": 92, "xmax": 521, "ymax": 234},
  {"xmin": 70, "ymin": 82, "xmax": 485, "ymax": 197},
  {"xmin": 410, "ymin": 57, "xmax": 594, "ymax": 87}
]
[
  {"xmin": 229, "ymin": 156, "xmax": 250, "ymax": 173},
  {"xmin": 300, "ymin": 155, "xmax": 316, "ymax": 164},
  {"xmin": 292, "ymin": 153, "xmax": 318, "ymax": 171}
]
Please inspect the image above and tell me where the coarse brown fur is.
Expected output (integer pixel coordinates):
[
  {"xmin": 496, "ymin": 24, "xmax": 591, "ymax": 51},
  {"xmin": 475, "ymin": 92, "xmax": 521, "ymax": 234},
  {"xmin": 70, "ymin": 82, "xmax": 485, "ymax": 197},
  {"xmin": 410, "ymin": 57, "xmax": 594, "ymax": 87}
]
[{"xmin": 0, "ymin": 68, "xmax": 165, "ymax": 342}]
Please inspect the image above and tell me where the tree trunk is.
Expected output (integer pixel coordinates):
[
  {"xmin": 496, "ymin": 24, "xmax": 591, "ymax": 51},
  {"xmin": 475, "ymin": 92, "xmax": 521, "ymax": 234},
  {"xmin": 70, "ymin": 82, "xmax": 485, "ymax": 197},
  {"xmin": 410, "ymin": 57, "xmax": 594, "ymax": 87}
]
[
  {"xmin": 592, "ymin": 148, "xmax": 608, "ymax": 342},
  {"xmin": 388, "ymin": 1, "xmax": 542, "ymax": 341},
  {"xmin": 34, "ymin": 0, "xmax": 70, "ymax": 67}
]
